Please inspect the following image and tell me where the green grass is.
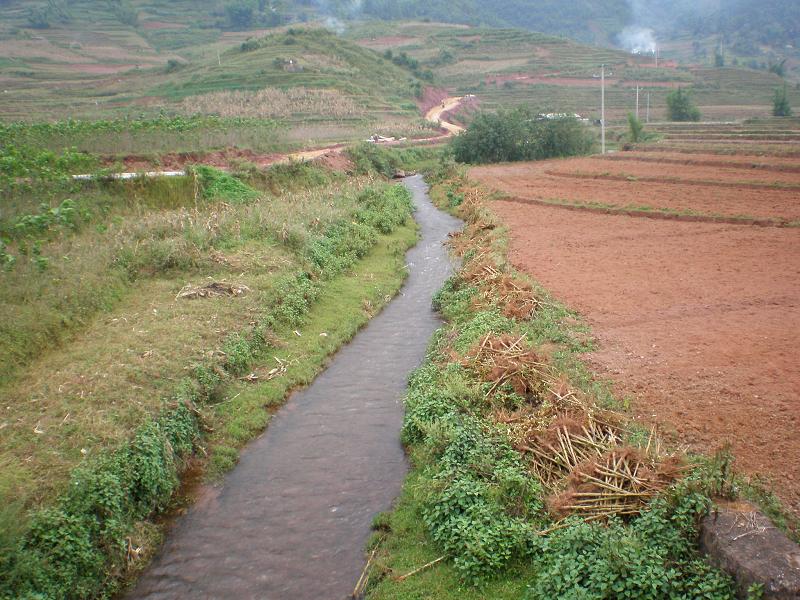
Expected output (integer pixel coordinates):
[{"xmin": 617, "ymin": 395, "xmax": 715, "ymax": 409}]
[
  {"xmin": 0, "ymin": 157, "xmax": 420, "ymax": 598},
  {"xmin": 205, "ymin": 220, "xmax": 418, "ymax": 478}
]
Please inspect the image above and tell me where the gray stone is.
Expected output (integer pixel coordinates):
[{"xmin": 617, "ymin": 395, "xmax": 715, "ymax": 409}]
[{"xmin": 700, "ymin": 501, "xmax": 800, "ymax": 599}]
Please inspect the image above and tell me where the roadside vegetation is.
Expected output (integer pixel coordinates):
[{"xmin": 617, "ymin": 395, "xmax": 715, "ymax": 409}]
[
  {"xmin": 450, "ymin": 107, "xmax": 596, "ymax": 164},
  {"xmin": 0, "ymin": 136, "xmax": 419, "ymax": 598}
]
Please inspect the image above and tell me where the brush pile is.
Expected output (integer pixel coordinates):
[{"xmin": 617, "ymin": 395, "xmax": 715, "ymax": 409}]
[
  {"xmin": 547, "ymin": 447, "xmax": 684, "ymax": 521},
  {"xmin": 463, "ymin": 333, "xmax": 550, "ymax": 399},
  {"xmin": 176, "ymin": 281, "xmax": 250, "ymax": 300},
  {"xmin": 499, "ymin": 397, "xmax": 682, "ymax": 522},
  {"xmin": 459, "ymin": 253, "xmax": 540, "ymax": 320}
]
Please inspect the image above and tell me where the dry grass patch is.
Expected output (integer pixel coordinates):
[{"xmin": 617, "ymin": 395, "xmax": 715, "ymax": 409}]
[{"xmin": 179, "ymin": 87, "xmax": 361, "ymax": 119}]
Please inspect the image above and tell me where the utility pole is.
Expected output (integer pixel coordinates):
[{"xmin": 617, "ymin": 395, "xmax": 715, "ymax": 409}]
[
  {"xmin": 601, "ymin": 64, "xmax": 606, "ymax": 154},
  {"xmin": 217, "ymin": 50, "xmax": 221, "ymax": 66},
  {"xmin": 636, "ymin": 84, "xmax": 640, "ymax": 120},
  {"xmin": 655, "ymin": 46, "xmax": 659, "ymax": 68}
]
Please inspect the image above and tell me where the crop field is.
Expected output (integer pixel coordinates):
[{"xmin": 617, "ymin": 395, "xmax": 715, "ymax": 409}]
[
  {"xmin": 0, "ymin": 22, "xmax": 426, "ymax": 153},
  {"xmin": 470, "ymin": 122, "xmax": 800, "ymax": 517}
]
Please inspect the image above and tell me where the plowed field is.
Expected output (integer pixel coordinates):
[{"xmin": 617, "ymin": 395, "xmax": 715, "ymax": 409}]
[
  {"xmin": 472, "ymin": 155, "xmax": 800, "ymax": 223},
  {"xmin": 470, "ymin": 149, "xmax": 800, "ymax": 516}
]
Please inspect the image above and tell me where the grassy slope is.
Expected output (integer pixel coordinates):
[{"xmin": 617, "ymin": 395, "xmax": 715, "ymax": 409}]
[{"xmin": 0, "ymin": 14, "xmax": 424, "ymax": 148}]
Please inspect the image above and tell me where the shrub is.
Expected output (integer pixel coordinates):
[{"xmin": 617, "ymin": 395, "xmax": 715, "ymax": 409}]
[
  {"xmin": 627, "ymin": 112, "xmax": 644, "ymax": 143},
  {"xmin": 355, "ymin": 186, "xmax": 413, "ymax": 234},
  {"xmin": 190, "ymin": 165, "xmax": 259, "ymax": 204},
  {"xmin": 1, "ymin": 405, "xmax": 200, "ymax": 599},
  {"xmin": 525, "ymin": 491, "xmax": 735, "ymax": 599},
  {"xmin": 666, "ymin": 87, "xmax": 701, "ymax": 122},
  {"xmin": 347, "ymin": 143, "xmax": 400, "ymax": 178},
  {"xmin": 451, "ymin": 107, "xmax": 596, "ymax": 164},
  {"xmin": 773, "ymin": 85, "xmax": 793, "ymax": 117}
]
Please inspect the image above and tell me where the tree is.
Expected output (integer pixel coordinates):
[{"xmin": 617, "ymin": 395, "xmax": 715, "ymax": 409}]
[
  {"xmin": 225, "ymin": 1, "xmax": 255, "ymax": 29},
  {"xmin": 769, "ymin": 59, "xmax": 787, "ymax": 78},
  {"xmin": 666, "ymin": 88, "xmax": 701, "ymax": 122},
  {"xmin": 627, "ymin": 112, "xmax": 644, "ymax": 143},
  {"xmin": 773, "ymin": 85, "xmax": 792, "ymax": 117},
  {"xmin": 451, "ymin": 107, "xmax": 596, "ymax": 164},
  {"xmin": 714, "ymin": 50, "xmax": 725, "ymax": 67}
]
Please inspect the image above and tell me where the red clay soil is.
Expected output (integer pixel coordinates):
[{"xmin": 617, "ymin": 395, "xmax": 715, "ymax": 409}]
[
  {"xmin": 418, "ymin": 87, "xmax": 451, "ymax": 116},
  {"xmin": 597, "ymin": 151, "xmax": 800, "ymax": 174},
  {"xmin": 471, "ymin": 159, "xmax": 800, "ymax": 221},
  {"xmin": 547, "ymin": 156, "xmax": 800, "ymax": 186},
  {"xmin": 106, "ymin": 148, "xmax": 284, "ymax": 171},
  {"xmin": 483, "ymin": 198, "xmax": 800, "ymax": 516}
]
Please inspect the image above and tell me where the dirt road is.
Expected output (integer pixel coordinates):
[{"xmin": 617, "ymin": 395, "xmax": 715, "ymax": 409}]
[{"xmin": 425, "ymin": 96, "xmax": 466, "ymax": 135}]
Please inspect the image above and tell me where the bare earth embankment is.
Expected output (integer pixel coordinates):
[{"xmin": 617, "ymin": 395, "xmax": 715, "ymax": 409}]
[{"xmin": 471, "ymin": 150, "xmax": 800, "ymax": 516}]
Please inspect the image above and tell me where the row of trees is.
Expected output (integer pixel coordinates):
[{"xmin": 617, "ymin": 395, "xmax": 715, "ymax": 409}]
[{"xmin": 450, "ymin": 107, "xmax": 596, "ymax": 164}]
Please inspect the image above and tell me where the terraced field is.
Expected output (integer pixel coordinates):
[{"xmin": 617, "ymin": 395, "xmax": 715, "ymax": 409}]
[
  {"xmin": 351, "ymin": 23, "xmax": 800, "ymax": 123},
  {"xmin": 473, "ymin": 153, "xmax": 800, "ymax": 223},
  {"xmin": 471, "ymin": 121, "xmax": 800, "ymax": 517}
]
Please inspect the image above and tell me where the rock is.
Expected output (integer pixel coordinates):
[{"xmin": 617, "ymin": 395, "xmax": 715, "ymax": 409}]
[{"xmin": 700, "ymin": 501, "xmax": 800, "ymax": 599}]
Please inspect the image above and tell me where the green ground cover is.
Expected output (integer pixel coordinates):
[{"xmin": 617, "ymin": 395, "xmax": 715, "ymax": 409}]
[{"xmin": 0, "ymin": 145, "xmax": 419, "ymax": 598}]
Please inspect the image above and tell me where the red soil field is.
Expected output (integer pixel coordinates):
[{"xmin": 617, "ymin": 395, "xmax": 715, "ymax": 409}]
[
  {"xmin": 597, "ymin": 151, "xmax": 800, "ymax": 173},
  {"xmin": 471, "ymin": 162, "xmax": 800, "ymax": 516},
  {"xmin": 547, "ymin": 156, "xmax": 800, "ymax": 186},
  {"xmin": 471, "ymin": 158, "xmax": 800, "ymax": 221}
]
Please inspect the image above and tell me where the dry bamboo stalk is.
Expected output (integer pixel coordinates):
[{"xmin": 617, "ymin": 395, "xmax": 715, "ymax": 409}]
[{"xmin": 395, "ymin": 556, "xmax": 446, "ymax": 582}]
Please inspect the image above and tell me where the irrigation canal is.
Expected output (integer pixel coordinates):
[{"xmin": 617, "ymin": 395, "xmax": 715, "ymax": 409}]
[{"xmin": 130, "ymin": 175, "xmax": 462, "ymax": 599}]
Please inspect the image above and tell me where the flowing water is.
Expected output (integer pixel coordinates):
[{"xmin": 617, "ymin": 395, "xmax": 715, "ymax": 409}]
[{"xmin": 130, "ymin": 175, "xmax": 461, "ymax": 599}]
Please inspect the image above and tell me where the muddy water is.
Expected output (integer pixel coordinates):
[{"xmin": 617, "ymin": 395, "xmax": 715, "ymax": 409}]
[{"xmin": 130, "ymin": 176, "xmax": 461, "ymax": 599}]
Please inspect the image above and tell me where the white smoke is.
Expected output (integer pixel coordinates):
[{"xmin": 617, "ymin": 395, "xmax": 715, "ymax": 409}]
[
  {"xmin": 324, "ymin": 16, "xmax": 346, "ymax": 34},
  {"xmin": 618, "ymin": 26, "xmax": 657, "ymax": 54},
  {"xmin": 315, "ymin": 0, "xmax": 364, "ymax": 34}
]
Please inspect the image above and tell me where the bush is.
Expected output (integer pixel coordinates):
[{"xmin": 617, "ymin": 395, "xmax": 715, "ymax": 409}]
[
  {"xmin": 190, "ymin": 166, "xmax": 259, "ymax": 204},
  {"xmin": 773, "ymin": 85, "xmax": 793, "ymax": 117},
  {"xmin": 666, "ymin": 87, "xmax": 701, "ymax": 122},
  {"xmin": 525, "ymin": 491, "xmax": 735, "ymax": 599},
  {"xmin": 627, "ymin": 112, "xmax": 644, "ymax": 143},
  {"xmin": 1, "ymin": 405, "xmax": 200, "ymax": 599},
  {"xmin": 451, "ymin": 107, "xmax": 596, "ymax": 164},
  {"xmin": 347, "ymin": 142, "xmax": 400, "ymax": 178}
]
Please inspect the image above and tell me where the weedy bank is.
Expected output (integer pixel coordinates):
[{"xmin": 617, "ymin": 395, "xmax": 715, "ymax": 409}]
[
  {"xmin": 359, "ymin": 164, "xmax": 774, "ymax": 599},
  {"xmin": 0, "ymin": 146, "xmax": 418, "ymax": 598}
]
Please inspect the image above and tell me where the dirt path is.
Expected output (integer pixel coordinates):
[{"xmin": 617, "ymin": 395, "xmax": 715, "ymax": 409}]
[
  {"xmin": 425, "ymin": 96, "xmax": 466, "ymax": 135},
  {"xmin": 472, "ymin": 163, "xmax": 800, "ymax": 517},
  {"xmin": 83, "ymin": 97, "xmax": 468, "ymax": 180}
]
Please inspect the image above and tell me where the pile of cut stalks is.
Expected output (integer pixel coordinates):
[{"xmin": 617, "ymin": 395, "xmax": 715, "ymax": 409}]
[{"xmin": 449, "ymin": 183, "xmax": 683, "ymax": 526}]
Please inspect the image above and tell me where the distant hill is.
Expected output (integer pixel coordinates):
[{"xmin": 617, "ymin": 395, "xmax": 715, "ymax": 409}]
[{"xmin": 1, "ymin": 0, "xmax": 796, "ymax": 57}]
